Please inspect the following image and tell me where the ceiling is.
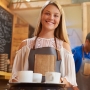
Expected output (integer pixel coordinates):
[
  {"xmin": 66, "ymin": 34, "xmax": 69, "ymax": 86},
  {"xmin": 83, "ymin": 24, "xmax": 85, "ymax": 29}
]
[
  {"xmin": 13, "ymin": 9, "xmax": 41, "ymax": 28},
  {"xmin": 10, "ymin": 0, "xmax": 90, "ymax": 28},
  {"xmin": 10, "ymin": 0, "xmax": 72, "ymax": 28},
  {"xmin": 10, "ymin": 0, "xmax": 49, "ymax": 28}
]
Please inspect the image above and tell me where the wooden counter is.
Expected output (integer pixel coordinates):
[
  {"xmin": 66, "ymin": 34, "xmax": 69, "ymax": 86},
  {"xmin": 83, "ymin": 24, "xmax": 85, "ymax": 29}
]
[{"xmin": 0, "ymin": 71, "xmax": 11, "ymax": 80}]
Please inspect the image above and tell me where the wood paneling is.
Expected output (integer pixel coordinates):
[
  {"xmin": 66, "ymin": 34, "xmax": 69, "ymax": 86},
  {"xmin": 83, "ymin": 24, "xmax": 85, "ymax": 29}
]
[
  {"xmin": 82, "ymin": 2, "xmax": 90, "ymax": 43},
  {"xmin": 11, "ymin": 23, "xmax": 29, "ymax": 65}
]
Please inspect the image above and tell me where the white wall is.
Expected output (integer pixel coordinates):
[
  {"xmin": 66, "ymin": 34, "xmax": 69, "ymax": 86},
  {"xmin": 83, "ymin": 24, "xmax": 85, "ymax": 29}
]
[{"xmin": 63, "ymin": 4, "xmax": 83, "ymax": 48}]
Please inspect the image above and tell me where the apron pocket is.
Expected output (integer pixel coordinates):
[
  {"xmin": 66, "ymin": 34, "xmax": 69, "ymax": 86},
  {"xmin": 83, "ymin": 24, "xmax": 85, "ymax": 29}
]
[
  {"xmin": 83, "ymin": 63, "xmax": 90, "ymax": 75},
  {"xmin": 34, "ymin": 54, "xmax": 56, "ymax": 76}
]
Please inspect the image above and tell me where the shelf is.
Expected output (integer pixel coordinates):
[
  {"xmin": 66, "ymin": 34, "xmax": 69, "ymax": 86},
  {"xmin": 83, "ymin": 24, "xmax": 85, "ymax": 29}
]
[{"xmin": 0, "ymin": 71, "xmax": 11, "ymax": 80}]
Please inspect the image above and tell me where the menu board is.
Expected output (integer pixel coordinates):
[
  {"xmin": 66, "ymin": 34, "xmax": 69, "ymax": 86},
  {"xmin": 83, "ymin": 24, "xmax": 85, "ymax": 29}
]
[{"xmin": 0, "ymin": 6, "xmax": 13, "ymax": 58}]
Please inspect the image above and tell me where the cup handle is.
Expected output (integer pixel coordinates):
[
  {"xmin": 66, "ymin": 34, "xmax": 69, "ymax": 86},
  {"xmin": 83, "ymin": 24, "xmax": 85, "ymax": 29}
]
[{"xmin": 49, "ymin": 74, "xmax": 53, "ymax": 81}]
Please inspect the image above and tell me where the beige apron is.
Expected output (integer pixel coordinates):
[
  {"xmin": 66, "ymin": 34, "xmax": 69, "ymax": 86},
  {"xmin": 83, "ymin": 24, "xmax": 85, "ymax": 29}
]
[
  {"xmin": 76, "ymin": 58, "xmax": 90, "ymax": 90},
  {"xmin": 67, "ymin": 65, "xmax": 90, "ymax": 90},
  {"xmin": 28, "ymin": 37, "xmax": 63, "ymax": 90},
  {"xmin": 76, "ymin": 46, "xmax": 90, "ymax": 90},
  {"xmin": 28, "ymin": 37, "xmax": 61, "ymax": 78}
]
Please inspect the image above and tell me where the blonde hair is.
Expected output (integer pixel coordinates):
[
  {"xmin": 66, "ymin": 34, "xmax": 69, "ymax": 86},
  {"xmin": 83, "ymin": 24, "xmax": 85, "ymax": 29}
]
[{"xmin": 34, "ymin": 0, "xmax": 70, "ymax": 44}]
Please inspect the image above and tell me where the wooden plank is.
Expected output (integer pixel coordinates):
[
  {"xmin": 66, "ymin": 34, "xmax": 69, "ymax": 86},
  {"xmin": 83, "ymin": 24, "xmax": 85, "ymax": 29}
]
[
  {"xmin": 12, "ymin": 42, "xmax": 21, "ymax": 46},
  {"xmin": 87, "ymin": 5, "xmax": 90, "ymax": 33},
  {"xmin": 0, "ymin": 0, "xmax": 14, "ymax": 15},
  {"xmin": 0, "ymin": 71, "xmax": 11, "ymax": 80},
  {"xmin": 5, "ymin": 73, "xmax": 11, "ymax": 79},
  {"xmin": 0, "ymin": 71, "xmax": 6, "ymax": 75},
  {"xmin": 13, "ymin": 28, "xmax": 29, "ymax": 34},
  {"xmin": 13, "ymin": 34, "xmax": 28, "ymax": 40},
  {"xmin": 82, "ymin": 3, "xmax": 87, "ymax": 43}
]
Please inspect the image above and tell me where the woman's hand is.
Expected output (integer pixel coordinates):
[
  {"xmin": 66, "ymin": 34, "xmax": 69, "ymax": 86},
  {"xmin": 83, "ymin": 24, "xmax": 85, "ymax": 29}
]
[
  {"xmin": 12, "ymin": 79, "xmax": 18, "ymax": 82},
  {"xmin": 60, "ymin": 78, "xmax": 71, "ymax": 87},
  {"xmin": 72, "ymin": 86, "xmax": 79, "ymax": 90},
  {"xmin": 12, "ymin": 77, "xmax": 18, "ymax": 82},
  {"xmin": 60, "ymin": 78, "xmax": 79, "ymax": 90}
]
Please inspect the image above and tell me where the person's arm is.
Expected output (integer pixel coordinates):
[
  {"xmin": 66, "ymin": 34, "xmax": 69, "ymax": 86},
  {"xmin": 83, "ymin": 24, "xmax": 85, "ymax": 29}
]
[
  {"xmin": 62, "ymin": 42, "xmax": 79, "ymax": 89},
  {"xmin": 62, "ymin": 42, "xmax": 72, "ymax": 87},
  {"xmin": 72, "ymin": 47, "xmax": 81, "ymax": 73},
  {"xmin": 10, "ymin": 40, "xmax": 28, "ymax": 82},
  {"xmin": 63, "ymin": 42, "xmax": 71, "ymax": 53},
  {"xmin": 18, "ymin": 40, "xmax": 27, "ymax": 50}
]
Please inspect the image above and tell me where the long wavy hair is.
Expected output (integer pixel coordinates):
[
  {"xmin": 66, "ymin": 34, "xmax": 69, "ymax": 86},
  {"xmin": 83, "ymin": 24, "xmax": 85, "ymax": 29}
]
[{"xmin": 34, "ymin": 0, "xmax": 70, "ymax": 44}]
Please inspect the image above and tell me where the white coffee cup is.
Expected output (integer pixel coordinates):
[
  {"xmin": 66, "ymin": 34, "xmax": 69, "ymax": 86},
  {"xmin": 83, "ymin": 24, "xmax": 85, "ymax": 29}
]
[
  {"xmin": 17, "ymin": 71, "xmax": 33, "ymax": 82},
  {"xmin": 45, "ymin": 72, "xmax": 61, "ymax": 83},
  {"xmin": 33, "ymin": 73, "xmax": 42, "ymax": 83}
]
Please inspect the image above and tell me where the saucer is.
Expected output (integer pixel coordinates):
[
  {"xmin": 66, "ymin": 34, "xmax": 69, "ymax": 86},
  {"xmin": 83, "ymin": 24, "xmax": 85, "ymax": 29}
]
[
  {"xmin": 44, "ymin": 82, "xmax": 64, "ymax": 84},
  {"xmin": 32, "ymin": 82, "xmax": 41, "ymax": 83}
]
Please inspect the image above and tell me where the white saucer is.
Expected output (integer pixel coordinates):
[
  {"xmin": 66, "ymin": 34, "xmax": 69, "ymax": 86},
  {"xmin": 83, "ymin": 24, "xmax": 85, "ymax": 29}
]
[
  {"xmin": 44, "ymin": 82, "xmax": 65, "ymax": 84},
  {"xmin": 32, "ymin": 82, "xmax": 41, "ymax": 83}
]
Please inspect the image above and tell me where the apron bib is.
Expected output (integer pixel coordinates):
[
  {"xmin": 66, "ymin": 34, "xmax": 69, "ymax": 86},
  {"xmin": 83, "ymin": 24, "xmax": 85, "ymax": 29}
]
[
  {"xmin": 76, "ymin": 46, "xmax": 90, "ymax": 90},
  {"xmin": 28, "ymin": 47, "xmax": 61, "ymax": 72},
  {"xmin": 28, "ymin": 37, "xmax": 61, "ymax": 82}
]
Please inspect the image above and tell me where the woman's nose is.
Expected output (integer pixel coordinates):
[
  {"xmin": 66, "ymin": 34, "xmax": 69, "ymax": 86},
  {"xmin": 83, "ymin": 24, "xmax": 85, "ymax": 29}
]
[{"xmin": 49, "ymin": 14, "xmax": 54, "ymax": 19}]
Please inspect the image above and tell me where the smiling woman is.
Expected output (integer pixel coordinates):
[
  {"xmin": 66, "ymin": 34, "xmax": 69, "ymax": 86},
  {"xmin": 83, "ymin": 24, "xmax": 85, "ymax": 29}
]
[{"xmin": 10, "ymin": 0, "xmax": 78, "ymax": 90}]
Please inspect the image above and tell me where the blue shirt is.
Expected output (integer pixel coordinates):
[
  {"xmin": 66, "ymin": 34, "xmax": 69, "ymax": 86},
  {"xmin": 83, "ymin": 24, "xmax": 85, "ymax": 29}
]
[{"xmin": 72, "ymin": 45, "xmax": 90, "ymax": 73}]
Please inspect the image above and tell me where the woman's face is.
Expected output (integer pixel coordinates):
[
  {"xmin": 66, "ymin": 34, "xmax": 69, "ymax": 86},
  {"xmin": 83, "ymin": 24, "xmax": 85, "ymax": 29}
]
[{"xmin": 41, "ymin": 4, "xmax": 61, "ymax": 31}]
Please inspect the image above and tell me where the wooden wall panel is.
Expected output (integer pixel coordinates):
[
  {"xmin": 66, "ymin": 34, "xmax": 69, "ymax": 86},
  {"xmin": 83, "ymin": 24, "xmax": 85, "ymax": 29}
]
[
  {"xmin": 11, "ymin": 24, "xmax": 29, "ymax": 65},
  {"xmin": 82, "ymin": 2, "xmax": 90, "ymax": 43},
  {"xmin": 87, "ymin": 5, "xmax": 90, "ymax": 34}
]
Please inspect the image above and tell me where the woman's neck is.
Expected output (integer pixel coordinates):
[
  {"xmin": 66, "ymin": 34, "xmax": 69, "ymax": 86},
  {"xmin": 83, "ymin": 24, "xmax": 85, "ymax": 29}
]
[{"xmin": 39, "ymin": 29, "xmax": 54, "ymax": 39}]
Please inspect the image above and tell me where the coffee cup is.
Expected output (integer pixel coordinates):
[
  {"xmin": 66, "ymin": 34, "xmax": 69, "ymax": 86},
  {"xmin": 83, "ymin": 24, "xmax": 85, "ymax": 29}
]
[
  {"xmin": 17, "ymin": 71, "xmax": 33, "ymax": 82},
  {"xmin": 33, "ymin": 73, "xmax": 42, "ymax": 83},
  {"xmin": 45, "ymin": 72, "xmax": 61, "ymax": 83}
]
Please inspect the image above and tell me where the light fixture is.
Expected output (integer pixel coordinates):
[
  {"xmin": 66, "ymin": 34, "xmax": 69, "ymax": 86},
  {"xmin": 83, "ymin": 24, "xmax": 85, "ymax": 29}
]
[{"xmin": 26, "ymin": 0, "xmax": 30, "ymax": 2}]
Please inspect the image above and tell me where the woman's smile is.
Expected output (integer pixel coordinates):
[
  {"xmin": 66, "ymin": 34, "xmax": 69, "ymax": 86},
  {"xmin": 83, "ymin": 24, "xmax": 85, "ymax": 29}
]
[{"xmin": 46, "ymin": 20, "xmax": 55, "ymax": 25}]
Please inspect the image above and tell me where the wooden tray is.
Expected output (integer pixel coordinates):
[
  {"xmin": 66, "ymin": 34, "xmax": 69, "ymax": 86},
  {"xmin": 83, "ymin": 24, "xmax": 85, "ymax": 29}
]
[{"xmin": 9, "ymin": 82, "xmax": 66, "ymax": 88}]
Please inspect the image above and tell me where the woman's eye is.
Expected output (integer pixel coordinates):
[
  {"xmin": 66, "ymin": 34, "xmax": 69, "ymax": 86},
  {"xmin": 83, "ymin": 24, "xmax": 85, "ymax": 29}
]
[
  {"xmin": 54, "ymin": 15, "xmax": 59, "ymax": 17},
  {"xmin": 45, "ymin": 13, "xmax": 50, "ymax": 15}
]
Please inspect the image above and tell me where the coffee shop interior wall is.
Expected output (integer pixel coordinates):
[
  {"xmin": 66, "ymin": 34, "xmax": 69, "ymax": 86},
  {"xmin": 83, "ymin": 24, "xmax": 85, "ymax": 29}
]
[
  {"xmin": 0, "ymin": 0, "xmax": 30, "ymax": 89},
  {"xmin": 0, "ymin": 1, "xmax": 12, "ymax": 89},
  {"xmin": 0, "ymin": 0, "xmax": 90, "ymax": 89}
]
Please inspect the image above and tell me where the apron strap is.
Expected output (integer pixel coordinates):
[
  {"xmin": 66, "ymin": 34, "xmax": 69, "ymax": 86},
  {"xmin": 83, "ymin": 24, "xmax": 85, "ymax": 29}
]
[
  {"xmin": 33, "ymin": 36, "xmax": 38, "ymax": 49},
  {"xmin": 54, "ymin": 38, "xmax": 60, "ymax": 60},
  {"xmin": 82, "ymin": 45, "xmax": 84, "ymax": 60},
  {"xmin": 32, "ymin": 36, "xmax": 59, "ymax": 60}
]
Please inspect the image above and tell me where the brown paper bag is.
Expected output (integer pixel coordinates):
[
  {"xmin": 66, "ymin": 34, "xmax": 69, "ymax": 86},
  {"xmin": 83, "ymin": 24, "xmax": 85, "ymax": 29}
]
[
  {"xmin": 34, "ymin": 54, "xmax": 56, "ymax": 76},
  {"xmin": 83, "ymin": 63, "xmax": 90, "ymax": 75}
]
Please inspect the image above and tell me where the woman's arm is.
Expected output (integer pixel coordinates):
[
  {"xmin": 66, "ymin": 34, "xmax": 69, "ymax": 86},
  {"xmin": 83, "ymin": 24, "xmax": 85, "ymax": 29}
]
[
  {"xmin": 62, "ymin": 41, "xmax": 72, "ymax": 87},
  {"xmin": 63, "ymin": 41, "xmax": 71, "ymax": 53},
  {"xmin": 62, "ymin": 42, "xmax": 79, "ymax": 89},
  {"xmin": 18, "ymin": 40, "xmax": 27, "ymax": 50},
  {"xmin": 9, "ymin": 40, "xmax": 28, "ymax": 82}
]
